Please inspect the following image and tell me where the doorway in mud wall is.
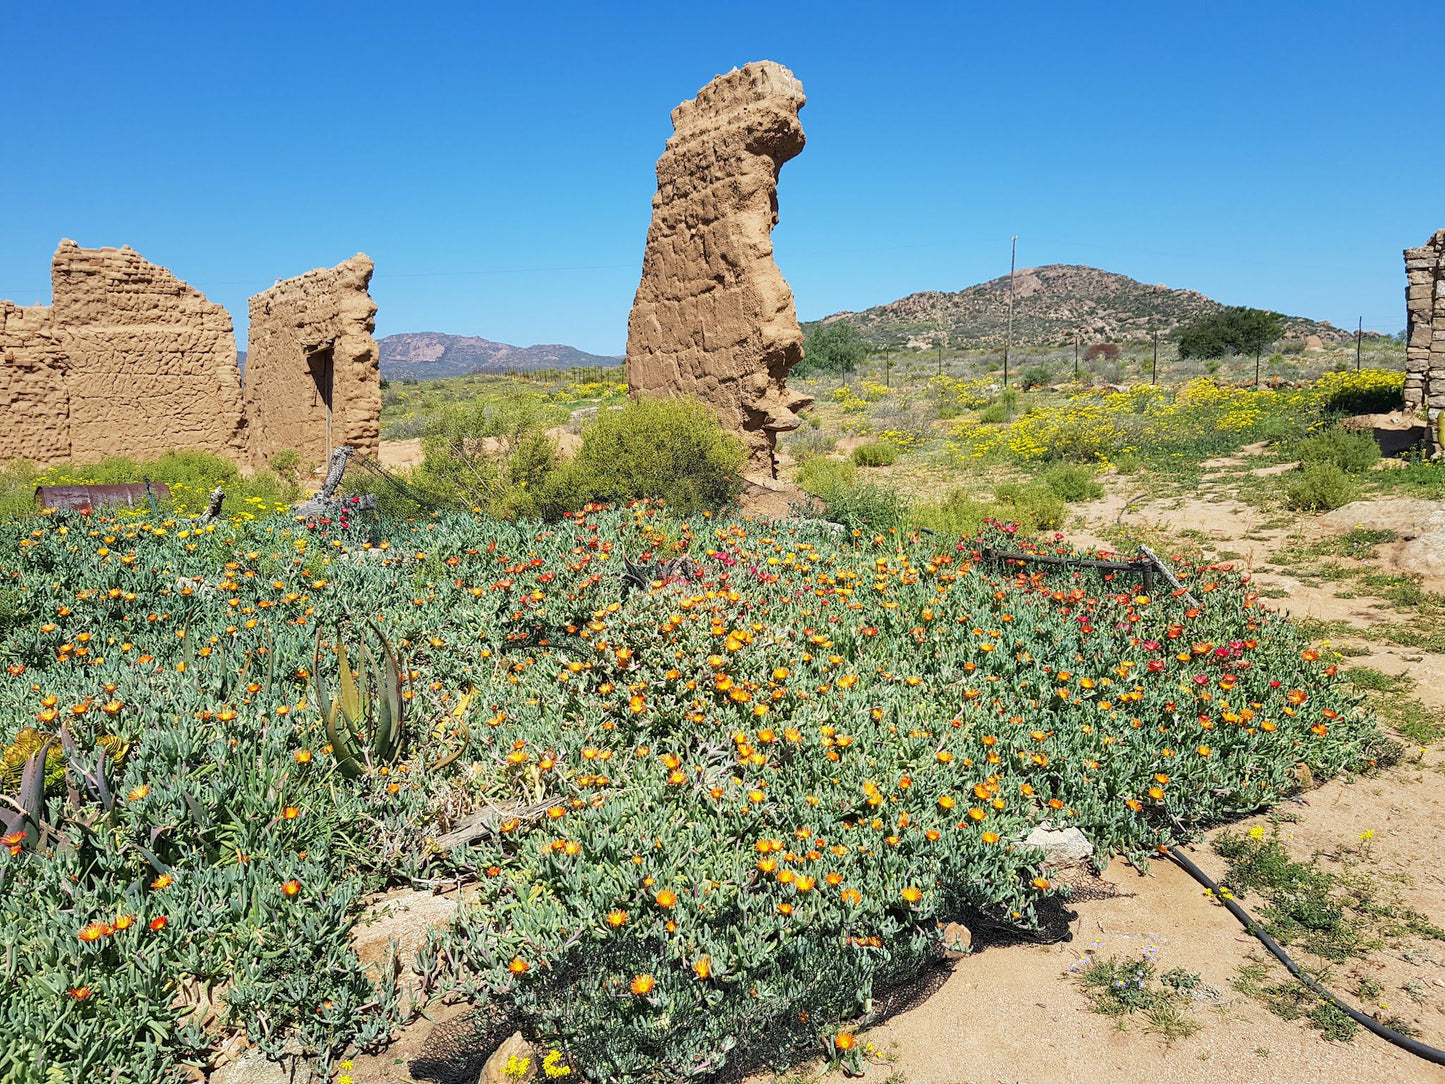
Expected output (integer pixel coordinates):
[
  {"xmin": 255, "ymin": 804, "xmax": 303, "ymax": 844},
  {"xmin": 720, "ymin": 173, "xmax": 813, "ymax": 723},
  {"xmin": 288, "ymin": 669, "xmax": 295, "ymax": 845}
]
[{"xmin": 306, "ymin": 344, "xmax": 335, "ymax": 463}]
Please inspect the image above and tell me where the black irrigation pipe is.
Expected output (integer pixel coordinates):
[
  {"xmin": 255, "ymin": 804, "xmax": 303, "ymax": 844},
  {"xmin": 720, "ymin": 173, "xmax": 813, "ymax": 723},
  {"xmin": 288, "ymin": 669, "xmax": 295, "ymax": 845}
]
[{"xmin": 1166, "ymin": 845, "xmax": 1445, "ymax": 1066}]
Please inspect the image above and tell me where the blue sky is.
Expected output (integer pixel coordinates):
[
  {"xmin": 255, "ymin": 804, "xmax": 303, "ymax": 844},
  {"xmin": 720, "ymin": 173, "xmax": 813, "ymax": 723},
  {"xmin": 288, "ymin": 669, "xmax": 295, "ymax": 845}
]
[{"xmin": 1, "ymin": 1, "xmax": 1439, "ymax": 355}]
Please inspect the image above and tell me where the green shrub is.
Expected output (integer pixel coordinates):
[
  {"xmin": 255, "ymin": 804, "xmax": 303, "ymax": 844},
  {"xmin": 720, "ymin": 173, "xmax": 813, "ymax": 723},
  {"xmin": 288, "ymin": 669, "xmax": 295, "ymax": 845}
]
[
  {"xmin": 1285, "ymin": 462, "xmax": 1358, "ymax": 511},
  {"xmin": 993, "ymin": 482, "xmax": 1067, "ymax": 531},
  {"xmin": 796, "ymin": 321, "xmax": 870, "ymax": 376},
  {"xmin": 851, "ymin": 442, "xmax": 897, "ymax": 468},
  {"xmin": 1040, "ymin": 463, "xmax": 1103, "ymax": 502},
  {"xmin": 818, "ymin": 480, "xmax": 904, "ymax": 529},
  {"xmin": 549, "ymin": 397, "xmax": 746, "ymax": 516},
  {"xmin": 1019, "ymin": 365, "xmax": 1053, "ymax": 390},
  {"xmin": 1295, "ymin": 427, "xmax": 1380, "ymax": 474},
  {"xmin": 795, "ymin": 457, "xmax": 857, "ymax": 499}
]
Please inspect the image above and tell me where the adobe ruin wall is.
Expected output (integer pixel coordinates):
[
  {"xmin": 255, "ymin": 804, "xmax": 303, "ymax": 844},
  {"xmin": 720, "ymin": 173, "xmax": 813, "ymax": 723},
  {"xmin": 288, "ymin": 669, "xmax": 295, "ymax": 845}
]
[
  {"xmin": 625, "ymin": 61, "xmax": 812, "ymax": 480},
  {"xmin": 0, "ymin": 243, "xmax": 380, "ymax": 473},
  {"xmin": 243, "ymin": 255, "xmax": 381, "ymax": 468}
]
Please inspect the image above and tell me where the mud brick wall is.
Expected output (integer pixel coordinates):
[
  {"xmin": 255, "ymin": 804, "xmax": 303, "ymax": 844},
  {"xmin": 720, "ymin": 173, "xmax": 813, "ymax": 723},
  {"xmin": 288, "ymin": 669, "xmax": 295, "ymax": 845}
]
[
  {"xmin": 1405, "ymin": 229, "xmax": 1445, "ymax": 452},
  {"xmin": 625, "ymin": 62, "xmax": 813, "ymax": 480},
  {"xmin": 243, "ymin": 255, "xmax": 380, "ymax": 469},
  {"xmin": 0, "ymin": 302, "xmax": 69, "ymax": 465},
  {"xmin": 49, "ymin": 240, "xmax": 246, "ymax": 462}
]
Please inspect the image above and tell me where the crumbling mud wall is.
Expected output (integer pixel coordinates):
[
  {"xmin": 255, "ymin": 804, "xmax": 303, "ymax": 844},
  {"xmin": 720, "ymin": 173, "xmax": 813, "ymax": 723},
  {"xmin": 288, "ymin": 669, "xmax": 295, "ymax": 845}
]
[
  {"xmin": 0, "ymin": 302, "xmax": 69, "ymax": 465},
  {"xmin": 625, "ymin": 61, "xmax": 812, "ymax": 479},
  {"xmin": 1405, "ymin": 230, "xmax": 1445, "ymax": 453},
  {"xmin": 50, "ymin": 241, "xmax": 246, "ymax": 462},
  {"xmin": 243, "ymin": 255, "xmax": 381, "ymax": 469}
]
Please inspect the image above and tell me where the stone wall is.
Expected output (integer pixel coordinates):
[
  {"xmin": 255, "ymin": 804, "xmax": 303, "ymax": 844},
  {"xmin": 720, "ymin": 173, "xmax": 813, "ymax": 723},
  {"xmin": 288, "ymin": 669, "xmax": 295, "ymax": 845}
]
[
  {"xmin": 243, "ymin": 255, "xmax": 381, "ymax": 468},
  {"xmin": 625, "ymin": 61, "xmax": 812, "ymax": 480},
  {"xmin": 1405, "ymin": 229, "xmax": 1445, "ymax": 452},
  {"xmin": 0, "ymin": 302, "xmax": 68, "ymax": 464},
  {"xmin": 50, "ymin": 241, "xmax": 246, "ymax": 462}
]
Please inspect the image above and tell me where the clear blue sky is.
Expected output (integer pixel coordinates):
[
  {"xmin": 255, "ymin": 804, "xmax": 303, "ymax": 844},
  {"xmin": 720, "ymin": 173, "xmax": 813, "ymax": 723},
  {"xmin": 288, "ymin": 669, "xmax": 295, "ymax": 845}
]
[{"xmin": 1, "ymin": 1, "xmax": 1439, "ymax": 355}]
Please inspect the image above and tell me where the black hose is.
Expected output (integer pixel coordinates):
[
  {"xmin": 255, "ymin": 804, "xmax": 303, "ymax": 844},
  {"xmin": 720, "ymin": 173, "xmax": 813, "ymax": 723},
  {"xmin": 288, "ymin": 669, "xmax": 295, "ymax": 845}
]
[{"xmin": 1166, "ymin": 845, "xmax": 1445, "ymax": 1066}]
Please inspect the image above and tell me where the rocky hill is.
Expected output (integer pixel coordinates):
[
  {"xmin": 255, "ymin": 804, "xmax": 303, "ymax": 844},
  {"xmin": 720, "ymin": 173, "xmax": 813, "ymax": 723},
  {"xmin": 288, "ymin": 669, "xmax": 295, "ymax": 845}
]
[
  {"xmin": 378, "ymin": 333, "xmax": 620, "ymax": 380},
  {"xmin": 815, "ymin": 264, "xmax": 1372, "ymax": 349}
]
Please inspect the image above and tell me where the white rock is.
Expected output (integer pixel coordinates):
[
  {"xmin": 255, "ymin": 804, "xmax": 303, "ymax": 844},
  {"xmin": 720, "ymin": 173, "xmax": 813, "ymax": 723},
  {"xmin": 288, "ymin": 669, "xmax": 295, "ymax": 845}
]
[{"xmin": 1024, "ymin": 824, "xmax": 1094, "ymax": 864}]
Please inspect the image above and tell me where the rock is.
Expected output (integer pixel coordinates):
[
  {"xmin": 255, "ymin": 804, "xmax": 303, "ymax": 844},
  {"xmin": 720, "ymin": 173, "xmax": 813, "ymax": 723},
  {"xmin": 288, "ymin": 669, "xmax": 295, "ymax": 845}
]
[
  {"xmin": 478, "ymin": 1031, "xmax": 536, "ymax": 1084},
  {"xmin": 1024, "ymin": 824, "xmax": 1094, "ymax": 865},
  {"xmin": 1303, "ymin": 334, "xmax": 1325, "ymax": 352},
  {"xmin": 1342, "ymin": 410, "xmax": 1429, "ymax": 456},
  {"xmin": 350, "ymin": 886, "xmax": 474, "ymax": 989},
  {"xmin": 940, "ymin": 920, "xmax": 973, "ymax": 959},
  {"xmin": 208, "ymin": 1045, "xmax": 310, "ymax": 1084},
  {"xmin": 1396, "ymin": 529, "xmax": 1445, "ymax": 585},
  {"xmin": 625, "ymin": 61, "xmax": 812, "ymax": 481}
]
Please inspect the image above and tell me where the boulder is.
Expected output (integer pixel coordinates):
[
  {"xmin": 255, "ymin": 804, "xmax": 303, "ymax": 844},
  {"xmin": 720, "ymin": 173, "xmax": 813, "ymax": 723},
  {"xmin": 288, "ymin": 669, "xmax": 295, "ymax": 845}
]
[
  {"xmin": 478, "ymin": 1032, "xmax": 537, "ymax": 1084},
  {"xmin": 1024, "ymin": 824, "xmax": 1094, "ymax": 865}
]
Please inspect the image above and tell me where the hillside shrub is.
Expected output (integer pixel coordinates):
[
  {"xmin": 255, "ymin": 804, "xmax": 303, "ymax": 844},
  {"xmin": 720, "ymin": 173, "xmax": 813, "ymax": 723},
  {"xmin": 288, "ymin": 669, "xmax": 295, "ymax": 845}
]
[
  {"xmin": 1316, "ymin": 369, "xmax": 1404, "ymax": 416},
  {"xmin": 1294, "ymin": 427, "xmax": 1380, "ymax": 474},
  {"xmin": 1040, "ymin": 463, "xmax": 1104, "ymax": 502},
  {"xmin": 797, "ymin": 322, "xmax": 870, "ymax": 376},
  {"xmin": 795, "ymin": 457, "xmax": 857, "ymax": 499},
  {"xmin": 549, "ymin": 397, "xmax": 746, "ymax": 515},
  {"xmin": 1084, "ymin": 343, "xmax": 1121, "ymax": 362},
  {"xmin": 1177, "ymin": 307, "xmax": 1283, "ymax": 360},
  {"xmin": 1019, "ymin": 365, "xmax": 1053, "ymax": 390},
  {"xmin": 851, "ymin": 442, "xmax": 898, "ymax": 468},
  {"xmin": 992, "ymin": 482, "xmax": 1067, "ymax": 530},
  {"xmin": 818, "ymin": 480, "xmax": 905, "ymax": 529},
  {"xmin": 1285, "ymin": 462, "xmax": 1358, "ymax": 511}
]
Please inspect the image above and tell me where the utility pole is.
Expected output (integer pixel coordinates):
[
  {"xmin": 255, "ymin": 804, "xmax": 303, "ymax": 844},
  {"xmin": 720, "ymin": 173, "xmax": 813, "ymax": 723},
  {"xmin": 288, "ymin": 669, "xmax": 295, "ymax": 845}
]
[
  {"xmin": 937, "ymin": 338, "xmax": 943, "ymax": 377},
  {"xmin": 1003, "ymin": 235, "xmax": 1018, "ymax": 388},
  {"xmin": 1356, "ymin": 317, "xmax": 1363, "ymax": 371},
  {"xmin": 1074, "ymin": 334, "xmax": 1080, "ymax": 382},
  {"xmin": 1152, "ymin": 329, "xmax": 1159, "ymax": 385}
]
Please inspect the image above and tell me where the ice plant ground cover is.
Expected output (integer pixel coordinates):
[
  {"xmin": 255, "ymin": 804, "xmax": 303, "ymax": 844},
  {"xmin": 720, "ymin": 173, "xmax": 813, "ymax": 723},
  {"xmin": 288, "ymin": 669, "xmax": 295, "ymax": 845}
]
[{"xmin": 0, "ymin": 502, "xmax": 1388, "ymax": 1082}]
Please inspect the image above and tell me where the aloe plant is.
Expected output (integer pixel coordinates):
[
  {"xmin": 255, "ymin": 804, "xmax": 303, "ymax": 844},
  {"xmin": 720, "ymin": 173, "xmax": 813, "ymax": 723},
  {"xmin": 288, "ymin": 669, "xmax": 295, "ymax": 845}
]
[{"xmin": 311, "ymin": 618, "xmax": 406, "ymax": 778}]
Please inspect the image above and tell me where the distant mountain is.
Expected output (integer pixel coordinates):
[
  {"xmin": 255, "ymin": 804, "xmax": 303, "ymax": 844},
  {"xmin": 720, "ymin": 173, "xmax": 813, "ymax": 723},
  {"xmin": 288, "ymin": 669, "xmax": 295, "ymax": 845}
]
[
  {"xmin": 379, "ymin": 333, "xmax": 621, "ymax": 380},
  {"xmin": 813, "ymin": 265, "xmax": 1378, "ymax": 349}
]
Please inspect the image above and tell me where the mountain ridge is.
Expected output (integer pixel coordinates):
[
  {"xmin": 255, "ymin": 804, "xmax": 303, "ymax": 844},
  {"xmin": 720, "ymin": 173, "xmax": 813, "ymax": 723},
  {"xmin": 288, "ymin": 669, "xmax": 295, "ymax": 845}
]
[
  {"xmin": 378, "ymin": 332, "xmax": 620, "ymax": 379},
  {"xmin": 811, "ymin": 264, "xmax": 1378, "ymax": 349}
]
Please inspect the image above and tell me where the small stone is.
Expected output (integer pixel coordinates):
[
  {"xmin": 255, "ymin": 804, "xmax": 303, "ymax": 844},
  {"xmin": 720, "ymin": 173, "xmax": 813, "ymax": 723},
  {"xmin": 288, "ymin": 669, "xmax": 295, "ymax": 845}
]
[
  {"xmin": 1024, "ymin": 824, "xmax": 1094, "ymax": 865},
  {"xmin": 941, "ymin": 921, "xmax": 973, "ymax": 958},
  {"xmin": 478, "ymin": 1031, "xmax": 537, "ymax": 1084}
]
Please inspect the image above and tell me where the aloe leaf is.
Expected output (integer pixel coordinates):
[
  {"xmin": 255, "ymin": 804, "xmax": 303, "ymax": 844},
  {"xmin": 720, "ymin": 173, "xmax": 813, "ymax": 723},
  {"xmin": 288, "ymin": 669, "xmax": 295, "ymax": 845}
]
[
  {"xmin": 310, "ymin": 626, "xmax": 330, "ymax": 722},
  {"xmin": 337, "ymin": 641, "xmax": 362, "ymax": 726}
]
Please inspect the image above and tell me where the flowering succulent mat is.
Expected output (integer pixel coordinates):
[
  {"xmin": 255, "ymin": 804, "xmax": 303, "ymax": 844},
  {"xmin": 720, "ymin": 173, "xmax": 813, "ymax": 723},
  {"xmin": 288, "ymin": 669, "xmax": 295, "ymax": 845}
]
[{"xmin": 0, "ymin": 503, "xmax": 1386, "ymax": 1081}]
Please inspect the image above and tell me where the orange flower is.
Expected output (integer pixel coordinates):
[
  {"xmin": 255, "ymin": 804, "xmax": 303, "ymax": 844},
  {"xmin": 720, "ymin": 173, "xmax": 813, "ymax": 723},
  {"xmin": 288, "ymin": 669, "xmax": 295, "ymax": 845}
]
[
  {"xmin": 149, "ymin": 916, "xmax": 168, "ymax": 931},
  {"xmin": 835, "ymin": 1031, "xmax": 857, "ymax": 1051},
  {"xmin": 655, "ymin": 888, "xmax": 677, "ymax": 908},
  {"xmin": 150, "ymin": 873, "xmax": 173, "ymax": 890},
  {"xmin": 629, "ymin": 973, "xmax": 656, "ymax": 996},
  {"xmin": 281, "ymin": 806, "xmax": 301, "ymax": 820},
  {"xmin": 280, "ymin": 879, "xmax": 302, "ymax": 897},
  {"xmin": 127, "ymin": 784, "xmax": 151, "ymax": 802},
  {"xmin": 981, "ymin": 831, "xmax": 1000, "ymax": 844},
  {"xmin": 69, "ymin": 986, "xmax": 93, "ymax": 1001},
  {"xmin": 77, "ymin": 922, "xmax": 114, "ymax": 942},
  {"xmin": 1031, "ymin": 877, "xmax": 1051, "ymax": 890},
  {"xmin": 900, "ymin": 885, "xmax": 922, "ymax": 904},
  {"xmin": 508, "ymin": 956, "xmax": 531, "ymax": 974},
  {"xmin": 113, "ymin": 914, "xmax": 135, "ymax": 931},
  {"xmin": 605, "ymin": 909, "xmax": 628, "ymax": 927},
  {"xmin": 2, "ymin": 830, "xmax": 25, "ymax": 856},
  {"xmin": 693, "ymin": 954, "xmax": 712, "ymax": 980},
  {"xmin": 293, "ymin": 749, "xmax": 312, "ymax": 764}
]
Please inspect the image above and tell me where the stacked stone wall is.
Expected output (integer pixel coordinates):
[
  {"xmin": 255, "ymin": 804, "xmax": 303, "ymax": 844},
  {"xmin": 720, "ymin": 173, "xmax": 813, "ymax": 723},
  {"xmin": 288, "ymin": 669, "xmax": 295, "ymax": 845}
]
[
  {"xmin": 243, "ymin": 255, "xmax": 381, "ymax": 469},
  {"xmin": 1405, "ymin": 229, "xmax": 1445, "ymax": 451}
]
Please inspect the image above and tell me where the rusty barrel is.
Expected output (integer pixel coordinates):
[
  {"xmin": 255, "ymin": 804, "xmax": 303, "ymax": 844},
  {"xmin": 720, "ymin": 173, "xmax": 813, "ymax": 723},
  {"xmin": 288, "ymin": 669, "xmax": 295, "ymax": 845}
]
[{"xmin": 35, "ymin": 483, "xmax": 171, "ymax": 512}]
